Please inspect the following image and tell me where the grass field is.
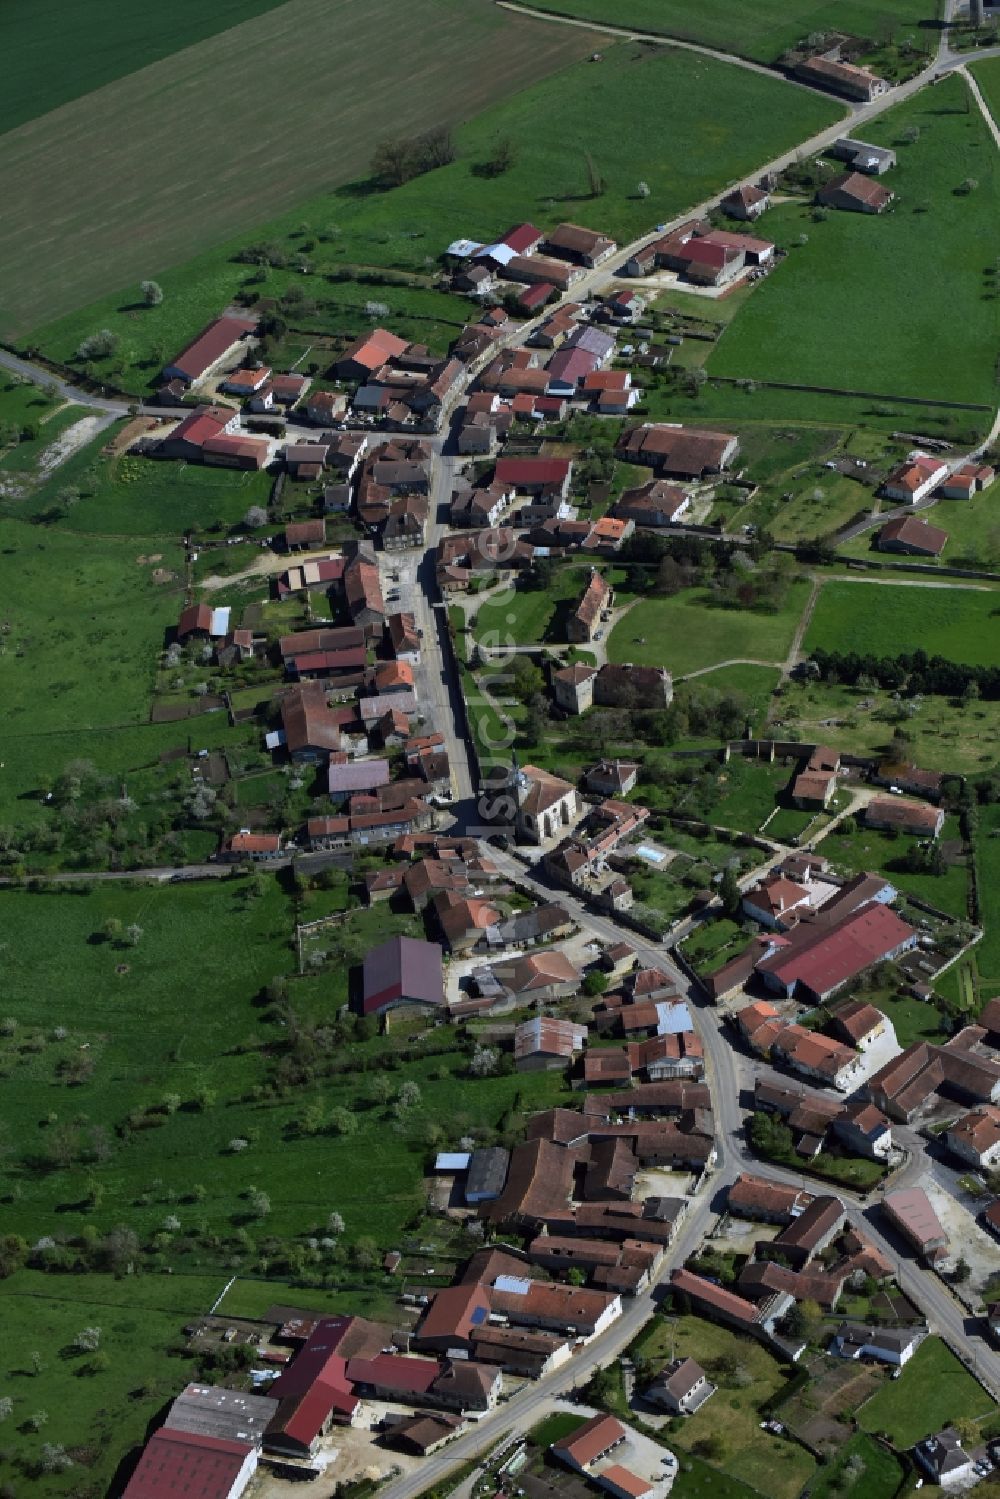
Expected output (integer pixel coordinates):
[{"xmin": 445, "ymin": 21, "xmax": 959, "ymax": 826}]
[
  {"xmin": 515, "ymin": 0, "xmax": 938, "ymax": 63},
  {"xmin": 803, "ymin": 580, "xmax": 1000, "ymax": 667},
  {"xmin": 0, "ymin": 0, "xmax": 293, "ymax": 134},
  {"xmin": 838, "ymin": 488, "xmax": 1000, "ymax": 568},
  {"xmin": 807, "ymin": 1434, "xmax": 904, "ymax": 1499},
  {"xmin": 772, "ymin": 676, "xmax": 1000, "ymax": 775},
  {"xmin": 0, "ymin": 521, "xmax": 184, "ymax": 735},
  {"xmin": 640, "ymin": 373, "xmax": 991, "ymax": 444},
  {"xmin": 970, "ymin": 55, "xmax": 1000, "ymax": 127},
  {"xmin": 869, "ymin": 989, "xmax": 948, "ymax": 1046},
  {"xmin": 472, "ymin": 564, "xmax": 609, "ymax": 646},
  {"xmin": 818, "ymin": 815, "xmax": 970, "ymax": 919},
  {"xmin": 676, "ymin": 664, "xmax": 783, "ymax": 736},
  {"xmin": 16, "ymin": 430, "xmax": 275, "ymax": 537},
  {"xmin": 0, "ymin": 0, "xmax": 598, "ymax": 340},
  {"xmin": 0, "ymin": 1269, "xmax": 206, "ymax": 1497},
  {"xmin": 0, "ymin": 879, "xmax": 570, "ymax": 1257},
  {"xmin": 635, "ymin": 1313, "xmax": 815, "ymax": 1499},
  {"xmin": 697, "ymin": 758, "xmax": 792, "ymax": 832},
  {"xmin": 858, "ymin": 1337, "xmax": 994, "ymax": 1446},
  {"xmin": 710, "ymin": 76, "xmax": 1000, "ymax": 404},
  {"xmin": 13, "ymin": 40, "xmax": 841, "ymax": 372},
  {"xmin": 610, "ymin": 580, "xmax": 811, "ymax": 675}
]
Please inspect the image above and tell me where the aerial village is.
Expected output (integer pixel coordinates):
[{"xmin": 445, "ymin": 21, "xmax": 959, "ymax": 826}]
[{"xmin": 93, "ymin": 77, "xmax": 1000, "ymax": 1496}]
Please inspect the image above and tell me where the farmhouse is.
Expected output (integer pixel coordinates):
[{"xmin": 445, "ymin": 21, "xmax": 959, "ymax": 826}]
[
  {"xmin": 646, "ymin": 1356, "xmax": 714, "ymax": 1414},
  {"xmin": 944, "ymin": 1105, "xmax": 1000, "ymax": 1169},
  {"xmin": 833, "ymin": 1100, "xmax": 894, "ymax": 1159},
  {"xmin": 593, "ymin": 663, "xmax": 672, "ymax": 710},
  {"xmin": 281, "ymin": 684, "xmax": 344, "ymax": 763},
  {"xmin": 864, "ymin": 797, "xmax": 945, "ymax": 837},
  {"xmin": 867, "ymin": 1037, "xmax": 1000, "ymax": 1122},
  {"xmin": 484, "ymin": 1136, "xmax": 576, "ymax": 1227},
  {"xmin": 568, "ymin": 569, "xmax": 613, "ymax": 644},
  {"xmin": 720, "ymin": 183, "xmax": 769, "ymax": 220},
  {"xmin": 586, "ymin": 759, "xmax": 640, "ymax": 797},
  {"xmin": 495, "ymin": 456, "xmax": 572, "ymax": 499},
  {"xmin": 877, "ymin": 515, "xmax": 948, "ymax": 558},
  {"xmin": 507, "ymin": 254, "xmax": 582, "ymax": 291},
  {"xmin": 914, "ymin": 1430, "xmax": 975, "ymax": 1489},
  {"xmin": 741, "ymin": 874, "xmax": 813, "ymax": 931},
  {"xmin": 817, "ymin": 172, "xmax": 893, "ymax": 214},
  {"xmin": 159, "ymin": 404, "xmax": 239, "ymax": 461},
  {"xmin": 220, "ymin": 365, "xmax": 271, "ymax": 396},
  {"xmin": 218, "ymin": 832, "xmax": 282, "ymax": 862},
  {"xmin": 755, "ymin": 900, "xmax": 917, "ymax": 1005},
  {"xmin": 881, "ymin": 453, "xmax": 950, "ymax": 505},
  {"xmin": 614, "ymin": 481, "xmax": 691, "ymax": 527},
  {"xmin": 337, "ymin": 328, "xmax": 410, "ymax": 381},
  {"xmin": 493, "ymin": 949, "xmax": 582, "ymax": 1003},
  {"xmin": 552, "ymin": 1414, "xmax": 626, "ymax": 1473},
  {"xmin": 553, "ymin": 662, "xmax": 598, "ymax": 715},
  {"xmin": 831, "ymin": 1323, "xmax": 923, "ymax": 1366},
  {"xmin": 204, "ymin": 433, "xmax": 270, "ymax": 471},
  {"xmin": 545, "ymin": 222, "xmax": 617, "ymax": 267},
  {"xmin": 617, "ymin": 424, "xmax": 738, "ymax": 478},
  {"xmin": 795, "ymin": 56, "xmax": 888, "ymax": 102},
  {"xmin": 938, "ymin": 461, "xmax": 994, "ymax": 499},
  {"xmin": 163, "ymin": 314, "xmax": 257, "ymax": 385}
]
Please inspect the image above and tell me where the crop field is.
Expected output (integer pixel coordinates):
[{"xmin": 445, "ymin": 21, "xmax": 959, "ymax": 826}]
[
  {"xmin": 609, "ymin": 579, "xmax": 811, "ymax": 675},
  {"xmin": 514, "ymin": 0, "xmax": 938, "ymax": 63},
  {"xmin": 15, "ymin": 40, "xmax": 841, "ymax": 381},
  {"xmin": 0, "ymin": 0, "xmax": 293, "ymax": 133},
  {"xmin": 710, "ymin": 76, "xmax": 1000, "ymax": 405},
  {"xmin": 802, "ymin": 580, "xmax": 1000, "ymax": 667},
  {"xmin": 0, "ymin": 0, "xmax": 598, "ymax": 339}
]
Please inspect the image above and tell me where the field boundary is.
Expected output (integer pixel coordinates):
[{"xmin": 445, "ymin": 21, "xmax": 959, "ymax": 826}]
[{"xmin": 709, "ymin": 374, "xmax": 993, "ymax": 413}]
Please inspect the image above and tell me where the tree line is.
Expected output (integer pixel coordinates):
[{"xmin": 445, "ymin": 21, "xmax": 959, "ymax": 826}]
[{"xmin": 809, "ymin": 646, "xmax": 1000, "ymax": 701}]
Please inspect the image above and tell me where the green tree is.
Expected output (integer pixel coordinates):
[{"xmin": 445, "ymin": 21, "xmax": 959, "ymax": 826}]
[
  {"xmin": 0, "ymin": 1233, "xmax": 28, "ymax": 1278},
  {"xmin": 329, "ymin": 1107, "xmax": 358, "ymax": 1137},
  {"xmin": 582, "ymin": 970, "xmax": 608, "ymax": 997},
  {"xmin": 719, "ymin": 865, "xmax": 741, "ymax": 918}
]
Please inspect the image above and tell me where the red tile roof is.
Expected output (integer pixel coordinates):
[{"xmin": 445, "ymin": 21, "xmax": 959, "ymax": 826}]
[
  {"xmin": 122, "ymin": 1428, "xmax": 252, "ymax": 1499},
  {"xmin": 552, "ymin": 1413, "xmax": 625, "ymax": 1467},
  {"xmin": 495, "ymin": 457, "xmax": 571, "ymax": 487},
  {"xmin": 756, "ymin": 901, "xmax": 915, "ymax": 999}
]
